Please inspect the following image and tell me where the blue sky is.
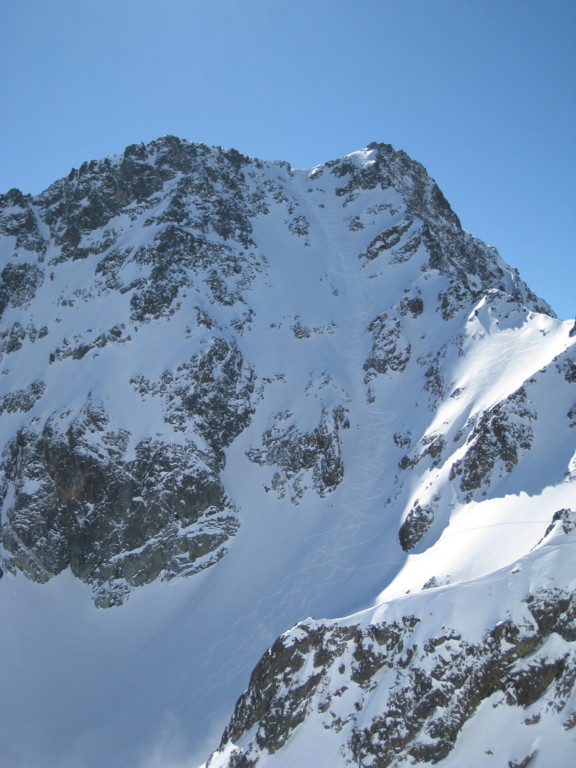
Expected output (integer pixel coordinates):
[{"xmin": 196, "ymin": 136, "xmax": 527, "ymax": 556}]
[{"xmin": 1, "ymin": 0, "xmax": 574, "ymax": 318}]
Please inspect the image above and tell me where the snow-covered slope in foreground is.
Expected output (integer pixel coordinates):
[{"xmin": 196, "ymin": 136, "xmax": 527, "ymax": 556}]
[
  {"xmin": 205, "ymin": 511, "xmax": 576, "ymax": 768},
  {"xmin": 0, "ymin": 137, "xmax": 574, "ymax": 767}
]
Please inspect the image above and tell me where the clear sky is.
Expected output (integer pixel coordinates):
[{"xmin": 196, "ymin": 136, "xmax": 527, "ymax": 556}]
[{"xmin": 1, "ymin": 0, "xmax": 574, "ymax": 319}]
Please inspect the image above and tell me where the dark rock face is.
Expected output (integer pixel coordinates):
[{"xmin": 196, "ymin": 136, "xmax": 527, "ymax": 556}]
[
  {"xmin": 0, "ymin": 262, "xmax": 44, "ymax": 315},
  {"xmin": 450, "ymin": 385, "xmax": 536, "ymax": 496},
  {"xmin": 0, "ymin": 188, "xmax": 47, "ymax": 257},
  {"xmin": 0, "ymin": 373, "xmax": 249, "ymax": 602},
  {"xmin": 37, "ymin": 138, "xmax": 255, "ymax": 257},
  {"xmin": 0, "ymin": 333, "xmax": 255, "ymax": 606},
  {"xmin": 398, "ymin": 497, "xmax": 438, "ymax": 551},
  {"xmin": 360, "ymin": 218, "xmax": 416, "ymax": 261},
  {"xmin": 0, "ymin": 380, "xmax": 46, "ymax": 415},
  {"xmin": 364, "ymin": 312, "xmax": 411, "ymax": 379},
  {"xmin": 247, "ymin": 406, "xmax": 348, "ymax": 501},
  {"xmin": 0, "ymin": 400, "xmax": 237, "ymax": 606},
  {"xmin": 131, "ymin": 335, "xmax": 256, "ymax": 464}
]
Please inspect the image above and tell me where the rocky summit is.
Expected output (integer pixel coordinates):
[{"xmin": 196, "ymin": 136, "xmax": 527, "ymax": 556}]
[{"xmin": 0, "ymin": 136, "xmax": 574, "ymax": 767}]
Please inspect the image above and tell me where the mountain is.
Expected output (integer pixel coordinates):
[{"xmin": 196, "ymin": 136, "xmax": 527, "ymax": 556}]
[{"xmin": 0, "ymin": 136, "xmax": 574, "ymax": 768}]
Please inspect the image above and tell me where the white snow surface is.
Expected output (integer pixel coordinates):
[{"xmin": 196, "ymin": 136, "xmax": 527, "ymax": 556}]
[{"xmin": 0, "ymin": 139, "xmax": 574, "ymax": 767}]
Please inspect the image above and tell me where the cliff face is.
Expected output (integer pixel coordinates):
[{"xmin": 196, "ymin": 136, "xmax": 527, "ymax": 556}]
[{"xmin": 0, "ymin": 137, "xmax": 574, "ymax": 767}]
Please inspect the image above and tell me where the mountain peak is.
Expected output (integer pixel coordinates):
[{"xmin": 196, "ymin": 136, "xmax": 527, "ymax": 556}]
[{"xmin": 0, "ymin": 139, "xmax": 573, "ymax": 767}]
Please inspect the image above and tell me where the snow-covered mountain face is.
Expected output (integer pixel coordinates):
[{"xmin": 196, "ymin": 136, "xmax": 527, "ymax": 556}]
[{"xmin": 0, "ymin": 136, "xmax": 574, "ymax": 768}]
